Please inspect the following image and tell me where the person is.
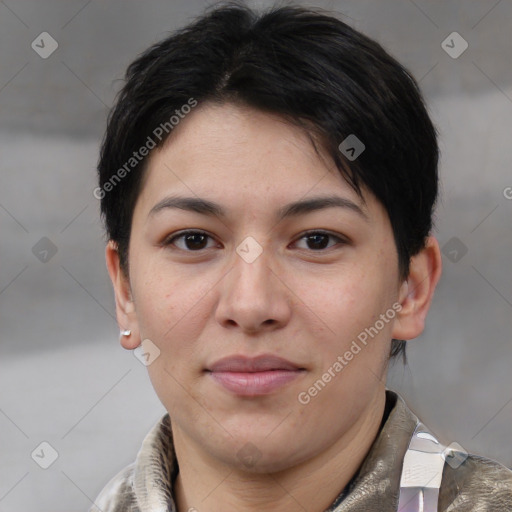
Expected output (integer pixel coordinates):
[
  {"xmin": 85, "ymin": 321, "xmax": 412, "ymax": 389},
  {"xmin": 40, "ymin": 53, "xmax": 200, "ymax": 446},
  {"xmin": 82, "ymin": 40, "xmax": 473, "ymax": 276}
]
[{"xmin": 91, "ymin": 3, "xmax": 512, "ymax": 511}]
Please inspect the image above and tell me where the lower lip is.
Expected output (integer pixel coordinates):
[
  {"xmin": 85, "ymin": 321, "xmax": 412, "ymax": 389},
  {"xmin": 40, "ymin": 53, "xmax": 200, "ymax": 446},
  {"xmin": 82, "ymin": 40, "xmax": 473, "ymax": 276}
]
[{"xmin": 208, "ymin": 370, "xmax": 304, "ymax": 396}]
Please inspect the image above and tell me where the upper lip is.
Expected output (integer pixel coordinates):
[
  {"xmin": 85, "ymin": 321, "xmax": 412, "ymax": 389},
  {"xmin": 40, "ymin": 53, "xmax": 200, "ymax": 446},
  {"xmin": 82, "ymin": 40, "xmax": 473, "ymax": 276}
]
[{"xmin": 207, "ymin": 354, "xmax": 304, "ymax": 372}]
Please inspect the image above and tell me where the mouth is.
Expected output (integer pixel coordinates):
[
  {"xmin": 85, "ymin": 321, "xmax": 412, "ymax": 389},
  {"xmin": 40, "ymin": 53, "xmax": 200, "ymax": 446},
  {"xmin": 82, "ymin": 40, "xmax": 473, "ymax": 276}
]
[{"xmin": 205, "ymin": 354, "xmax": 306, "ymax": 396}]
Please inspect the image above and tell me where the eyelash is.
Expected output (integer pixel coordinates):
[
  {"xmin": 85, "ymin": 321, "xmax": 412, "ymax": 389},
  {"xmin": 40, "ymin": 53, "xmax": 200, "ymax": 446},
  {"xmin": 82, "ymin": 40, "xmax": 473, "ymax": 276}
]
[{"xmin": 162, "ymin": 229, "xmax": 347, "ymax": 253}]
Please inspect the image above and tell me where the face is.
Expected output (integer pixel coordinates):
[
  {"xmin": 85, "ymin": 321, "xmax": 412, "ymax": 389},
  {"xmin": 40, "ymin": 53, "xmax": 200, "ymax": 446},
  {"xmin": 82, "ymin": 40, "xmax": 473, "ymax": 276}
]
[{"xmin": 120, "ymin": 102, "xmax": 406, "ymax": 472}]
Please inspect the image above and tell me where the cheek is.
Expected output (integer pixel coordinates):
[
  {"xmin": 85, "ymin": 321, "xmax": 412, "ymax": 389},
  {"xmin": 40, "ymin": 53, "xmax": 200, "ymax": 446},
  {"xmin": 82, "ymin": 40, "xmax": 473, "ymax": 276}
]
[
  {"xmin": 291, "ymin": 264, "xmax": 384, "ymax": 334},
  {"xmin": 132, "ymin": 254, "xmax": 203, "ymax": 333},
  {"xmin": 131, "ymin": 258, "xmax": 220, "ymax": 381},
  {"xmin": 135, "ymin": 267, "xmax": 213, "ymax": 412},
  {"xmin": 293, "ymin": 261, "xmax": 397, "ymax": 370}
]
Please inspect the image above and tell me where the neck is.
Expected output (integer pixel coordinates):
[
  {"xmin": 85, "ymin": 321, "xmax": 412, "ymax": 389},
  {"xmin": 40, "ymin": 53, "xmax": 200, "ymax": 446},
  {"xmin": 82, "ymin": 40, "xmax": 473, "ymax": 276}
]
[{"xmin": 173, "ymin": 390, "xmax": 387, "ymax": 512}]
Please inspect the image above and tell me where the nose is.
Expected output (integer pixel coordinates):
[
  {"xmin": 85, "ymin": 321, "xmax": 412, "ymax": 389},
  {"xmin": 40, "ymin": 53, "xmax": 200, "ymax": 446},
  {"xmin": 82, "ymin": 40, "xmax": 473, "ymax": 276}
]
[{"xmin": 215, "ymin": 243, "xmax": 292, "ymax": 334}]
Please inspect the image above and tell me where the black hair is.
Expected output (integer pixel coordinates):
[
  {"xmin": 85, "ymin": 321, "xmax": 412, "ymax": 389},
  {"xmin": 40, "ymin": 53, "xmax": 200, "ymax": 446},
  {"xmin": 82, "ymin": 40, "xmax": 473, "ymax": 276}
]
[{"xmin": 97, "ymin": 2, "xmax": 439, "ymax": 363}]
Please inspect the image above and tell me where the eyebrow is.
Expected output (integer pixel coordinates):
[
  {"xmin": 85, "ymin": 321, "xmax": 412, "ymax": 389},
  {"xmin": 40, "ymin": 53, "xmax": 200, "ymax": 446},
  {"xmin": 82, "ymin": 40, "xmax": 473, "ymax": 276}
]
[{"xmin": 148, "ymin": 194, "xmax": 368, "ymax": 222}]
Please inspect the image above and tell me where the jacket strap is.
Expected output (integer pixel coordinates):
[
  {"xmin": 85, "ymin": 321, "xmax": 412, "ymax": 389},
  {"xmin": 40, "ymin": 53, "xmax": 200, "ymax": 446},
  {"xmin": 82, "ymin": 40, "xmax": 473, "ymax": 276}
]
[{"xmin": 397, "ymin": 421, "xmax": 445, "ymax": 512}]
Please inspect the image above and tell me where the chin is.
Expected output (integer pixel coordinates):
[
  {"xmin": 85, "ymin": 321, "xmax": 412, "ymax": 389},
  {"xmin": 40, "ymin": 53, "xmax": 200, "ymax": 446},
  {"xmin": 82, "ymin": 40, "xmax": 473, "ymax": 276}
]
[
  {"xmin": 225, "ymin": 444, "xmax": 300, "ymax": 475},
  {"xmin": 207, "ymin": 428, "xmax": 308, "ymax": 472}
]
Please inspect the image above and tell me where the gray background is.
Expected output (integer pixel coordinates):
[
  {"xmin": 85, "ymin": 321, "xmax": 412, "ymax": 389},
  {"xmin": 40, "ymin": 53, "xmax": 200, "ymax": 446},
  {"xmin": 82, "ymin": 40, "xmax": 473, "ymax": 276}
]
[{"xmin": 0, "ymin": 0, "xmax": 511, "ymax": 510}]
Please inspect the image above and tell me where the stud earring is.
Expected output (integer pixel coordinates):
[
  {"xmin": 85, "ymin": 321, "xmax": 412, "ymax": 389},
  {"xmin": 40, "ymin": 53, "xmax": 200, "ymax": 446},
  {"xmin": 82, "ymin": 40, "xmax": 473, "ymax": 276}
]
[{"xmin": 120, "ymin": 329, "xmax": 131, "ymax": 336}]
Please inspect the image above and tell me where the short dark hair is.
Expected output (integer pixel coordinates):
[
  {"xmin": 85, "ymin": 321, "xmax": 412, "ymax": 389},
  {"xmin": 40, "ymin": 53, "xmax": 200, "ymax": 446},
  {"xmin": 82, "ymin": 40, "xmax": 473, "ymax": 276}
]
[{"xmin": 97, "ymin": 2, "xmax": 439, "ymax": 363}]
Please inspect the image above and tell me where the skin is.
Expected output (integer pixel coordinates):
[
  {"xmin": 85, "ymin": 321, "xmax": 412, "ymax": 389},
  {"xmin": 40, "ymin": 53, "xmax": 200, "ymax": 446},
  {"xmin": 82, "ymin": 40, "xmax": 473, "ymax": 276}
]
[{"xmin": 106, "ymin": 102, "xmax": 442, "ymax": 512}]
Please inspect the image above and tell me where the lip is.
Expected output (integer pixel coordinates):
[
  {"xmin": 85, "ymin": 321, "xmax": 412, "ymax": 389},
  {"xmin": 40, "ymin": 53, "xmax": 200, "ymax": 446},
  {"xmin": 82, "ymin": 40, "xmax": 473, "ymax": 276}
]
[
  {"xmin": 207, "ymin": 354, "xmax": 303, "ymax": 372},
  {"xmin": 206, "ymin": 354, "xmax": 306, "ymax": 396}
]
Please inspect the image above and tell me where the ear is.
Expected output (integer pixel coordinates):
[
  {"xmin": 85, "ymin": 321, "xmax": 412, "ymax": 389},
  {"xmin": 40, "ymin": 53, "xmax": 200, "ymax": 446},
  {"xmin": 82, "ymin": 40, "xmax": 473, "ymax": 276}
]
[
  {"xmin": 391, "ymin": 236, "xmax": 442, "ymax": 341},
  {"xmin": 105, "ymin": 240, "xmax": 140, "ymax": 349}
]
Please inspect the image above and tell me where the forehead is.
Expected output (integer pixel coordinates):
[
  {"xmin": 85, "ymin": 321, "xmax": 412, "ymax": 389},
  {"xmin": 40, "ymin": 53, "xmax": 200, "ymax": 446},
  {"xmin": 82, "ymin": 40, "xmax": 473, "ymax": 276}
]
[
  {"xmin": 136, "ymin": 102, "xmax": 382, "ymax": 222},
  {"xmin": 152, "ymin": 103, "xmax": 337, "ymax": 182}
]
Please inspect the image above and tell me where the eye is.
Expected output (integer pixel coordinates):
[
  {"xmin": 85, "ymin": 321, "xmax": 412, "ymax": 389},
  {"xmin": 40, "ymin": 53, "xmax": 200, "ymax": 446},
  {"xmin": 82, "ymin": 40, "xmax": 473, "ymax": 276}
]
[
  {"xmin": 163, "ymin": 230, "xmax": 218, "ymax": 251},
  {"xmin": 162, "ymin": 229, "xmax": 346, "ymax": 253},
  {"xmin": 293, "ymin": 230, "xmax": 347, "ymax": 251}
]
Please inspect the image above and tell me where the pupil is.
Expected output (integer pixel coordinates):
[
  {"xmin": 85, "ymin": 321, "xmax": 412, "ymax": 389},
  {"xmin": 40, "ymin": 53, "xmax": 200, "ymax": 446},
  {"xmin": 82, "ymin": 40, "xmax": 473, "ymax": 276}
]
[
  {"xmin": 183, "ymin": 234, "xmax": 329, "ymax": 250},
  {"xmin": 308, "ymin": 234, "xmax": 328, "ymax": 250},
  {"xmin": 186, "ymin": 233, "xmax": 207, "ymax": 250}
]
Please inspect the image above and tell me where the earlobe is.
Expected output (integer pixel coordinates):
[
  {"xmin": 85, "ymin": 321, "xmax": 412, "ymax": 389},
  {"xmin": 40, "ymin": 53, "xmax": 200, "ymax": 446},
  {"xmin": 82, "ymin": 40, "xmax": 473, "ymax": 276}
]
[
  {"xmin": 105, "ymin": 241, "xmax": 141, "ymax": 349},
  {"xmin": 392, "ymin": 236, "xmax": 443, "ymax": 341}
]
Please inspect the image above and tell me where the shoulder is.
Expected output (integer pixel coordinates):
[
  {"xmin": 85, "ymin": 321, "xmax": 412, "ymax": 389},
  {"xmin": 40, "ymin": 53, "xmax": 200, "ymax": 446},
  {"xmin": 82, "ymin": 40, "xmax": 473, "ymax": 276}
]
[
  {"xmin": 440, "ymin": 451, "xmax": 512, "ymax": 510},
  {"xmin": 390, "ymin": 390, "xmax": 512, "ymax": 510},
  {"xmin": 89, "ymin": 462, "xmax": 138, "ymax": 512},
  {"xmin": 88, "ymin": 412, "xmax": 175, "ymax": 512}
]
